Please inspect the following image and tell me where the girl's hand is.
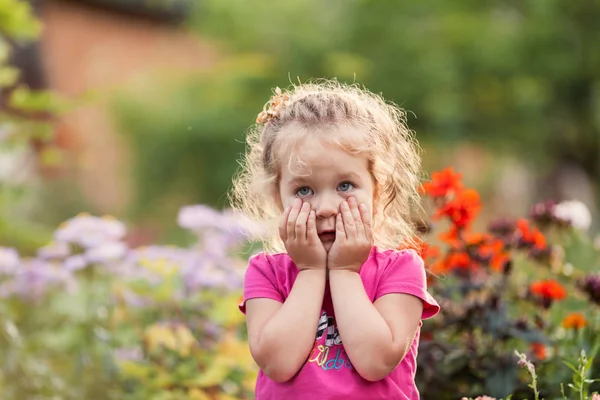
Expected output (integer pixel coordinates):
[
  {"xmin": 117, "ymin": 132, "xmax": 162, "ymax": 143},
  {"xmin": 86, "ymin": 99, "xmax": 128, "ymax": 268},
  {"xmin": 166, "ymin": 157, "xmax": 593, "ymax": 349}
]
[
  {"xmin": 327, "ymin": 197, "xmax": 373, "ymax": 272},
  {"xmin": 279, "ymin": 198, "xmax": 327, "ymax": 271}
]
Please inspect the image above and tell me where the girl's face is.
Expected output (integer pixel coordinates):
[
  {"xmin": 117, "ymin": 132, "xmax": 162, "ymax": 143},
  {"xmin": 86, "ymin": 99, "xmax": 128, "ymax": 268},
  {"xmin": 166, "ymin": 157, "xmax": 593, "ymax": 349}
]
[{"xmin": 278, "ymin": 132, "xmax": 375, "ymax": 252}]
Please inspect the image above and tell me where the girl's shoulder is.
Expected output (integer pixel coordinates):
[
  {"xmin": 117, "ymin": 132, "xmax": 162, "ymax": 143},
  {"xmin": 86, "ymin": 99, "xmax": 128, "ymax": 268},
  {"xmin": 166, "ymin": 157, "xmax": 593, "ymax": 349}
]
[
  {"xmin": 369, "ymin": 246, "xmax": 423, "ymax": 267},
  {"xmin": 247, "ymin": 251, "xmax": 296, "ymax": 273}
]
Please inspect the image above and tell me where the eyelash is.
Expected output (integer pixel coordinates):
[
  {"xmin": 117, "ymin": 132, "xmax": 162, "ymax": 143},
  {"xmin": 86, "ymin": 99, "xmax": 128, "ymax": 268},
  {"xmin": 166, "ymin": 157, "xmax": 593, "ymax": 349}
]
[{"xmin": 294, "ymin": 181, "xmax": 356, "ymax": 198}]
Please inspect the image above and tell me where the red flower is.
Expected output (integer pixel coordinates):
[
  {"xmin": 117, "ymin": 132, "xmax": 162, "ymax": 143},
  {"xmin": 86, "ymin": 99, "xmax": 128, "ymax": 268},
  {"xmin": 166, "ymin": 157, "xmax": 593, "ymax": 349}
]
[
  {"xmin": 433, "ymin": 251, "xmax": 475, "ymax": 273},
  {"xmin": 530, "ymin": 279, "xmax": 567, "ymax": 300},
  {"xmin": 434, "ymin": 189, "xmax": 481, "ymax": 229},
  {"xmin": 477, "ymin": 239, "xmax": 510, "ymax": 272},
  {"xmin": 420, "ymin": 167, "xmax": 463, "ymax": 198},
  {"xmin": 516, "ymin": 219, "xmax": 547, "ymax": 250},
  {"xmin": 531, "ymin": 342, "xmax": 547, "ymax": 360}
]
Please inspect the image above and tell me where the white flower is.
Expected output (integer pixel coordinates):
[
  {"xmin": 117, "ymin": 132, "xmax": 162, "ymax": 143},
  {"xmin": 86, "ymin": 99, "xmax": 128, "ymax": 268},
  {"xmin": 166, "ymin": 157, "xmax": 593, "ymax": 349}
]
[
  {"xmin": 55, "ymin": 214, "xmax": 126, "ymax": 248},
  {"xmin": 0, "ymin": 247, "xmax": 19, "ymax": 275},
  {"xmin": 85, "ymin": 241, "xmax": 128, "ymax": 264},
  {"xmin": 553, "ymin": 200, "xmax": 592, "ymax": 231}
]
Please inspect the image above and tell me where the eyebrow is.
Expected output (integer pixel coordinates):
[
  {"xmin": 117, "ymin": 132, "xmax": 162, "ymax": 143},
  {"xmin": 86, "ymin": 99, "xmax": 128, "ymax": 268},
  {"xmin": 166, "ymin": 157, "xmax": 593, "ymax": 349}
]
[
  {"xmin": 336, "ymin": 172, "xmax": 363, "ymax": 181},
  {"xmin": 286, "ymin": 172, "xmax": 363, "ymax": 186}
]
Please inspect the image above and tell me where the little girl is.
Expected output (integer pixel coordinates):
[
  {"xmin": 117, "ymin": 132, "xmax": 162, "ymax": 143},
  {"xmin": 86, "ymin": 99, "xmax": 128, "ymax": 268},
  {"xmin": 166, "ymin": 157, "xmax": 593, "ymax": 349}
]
[{"xmin": 232, "ymin": 80, "xmax": 440, "ymax": 400}]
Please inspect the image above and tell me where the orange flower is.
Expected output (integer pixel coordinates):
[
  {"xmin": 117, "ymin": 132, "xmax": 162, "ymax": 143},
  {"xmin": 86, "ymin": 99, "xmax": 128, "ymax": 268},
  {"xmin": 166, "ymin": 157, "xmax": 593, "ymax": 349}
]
[
  {"xmin": 429, "ymin": 258, "xmax": 450, "ymax": 275},
  {"xmin": 434, "ymin": 189, "xmax": 481, "ymax": 228},
  {"xmin": 439, "ymin": 226, "xmax": 461, "ymax": 247},
  {"xmin": 517, "ymin": 219, "xmax": 547, "ymax": 250},
  {"xmin": 531, "ymin": 342, "xmax": 547, "ymax": 360},
  {"xmin": 562, "ymin": 312, "xmax": 587, "ymax": 329},
  {"xmin": 477, "ymin": 239, "xmax": 510, "ymax": 272},
  {"xmin": 530, "ymin": 279, "xmax": 567, "ymax": 300},
  {"xmin": 420, "ymin": 167, "xmax": 463, "ymax": 198},
  {"xmin": 447, "ymin": 251, "xmax": 473, "ymax": 271},
  {"xmin": 419, "ymin": 242, "xmax": 441, "ymax": 264},
  {"xmin": 464, "ymin": 232, "xmax": 493, "ymax": 246}
]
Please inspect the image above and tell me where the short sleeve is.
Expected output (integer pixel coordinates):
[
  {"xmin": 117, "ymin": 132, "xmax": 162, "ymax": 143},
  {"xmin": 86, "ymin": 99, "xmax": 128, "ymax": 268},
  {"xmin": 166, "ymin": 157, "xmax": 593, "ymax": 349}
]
[
  {"xmin": 238, "ymin": 253, "xmax": 285, "ymax": 314},
  {"xmin": 376, "ymin": 249, "xmax": 440, "ymax": 319}
]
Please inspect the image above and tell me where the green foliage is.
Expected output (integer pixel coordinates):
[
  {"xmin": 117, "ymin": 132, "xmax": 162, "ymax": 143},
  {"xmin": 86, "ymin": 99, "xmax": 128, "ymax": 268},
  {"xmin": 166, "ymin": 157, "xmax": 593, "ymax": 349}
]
[
  {"xmin": 114, "ymin": 0, "xmax": 600, "ymax": 229},
  {"xmin": 0, "ymin": 0, "xmax": 66, "ymax": 252},
  {"xmin": 111, "ymin": 55, "xmax": 278, "ymax": 224},
  {"xmin": 0, "ymin": 0, "xmax": 41, "ymax": 39}
]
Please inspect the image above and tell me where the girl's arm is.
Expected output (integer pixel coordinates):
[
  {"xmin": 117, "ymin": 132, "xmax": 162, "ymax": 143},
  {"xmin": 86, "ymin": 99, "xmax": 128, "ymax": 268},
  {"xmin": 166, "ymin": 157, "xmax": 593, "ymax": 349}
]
[
  {"xmin": 326, "ymin": 198, "xmax": 424, "ymax": 381},
  {"xmin": 245, "ymin": 200, "xmax": 328, "ymax": 382},
  {"xmin": 245, "ymin": 269, "xmax": 326, "ymax": 382},
  {"xmin": 328, "ymin": 270, "xmax": 422, "ymax": 381}
]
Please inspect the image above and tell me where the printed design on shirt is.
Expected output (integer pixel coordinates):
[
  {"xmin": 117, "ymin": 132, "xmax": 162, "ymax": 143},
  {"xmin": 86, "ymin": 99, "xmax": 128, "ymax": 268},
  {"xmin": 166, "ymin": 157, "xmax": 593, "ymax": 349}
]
[
  {"xmin": 315, "ymin": 312, "xmax": 342, "ymax": 346},
  {"xmin": 308, "ymin": 311, "xmax": 353, "ymax": 371}
]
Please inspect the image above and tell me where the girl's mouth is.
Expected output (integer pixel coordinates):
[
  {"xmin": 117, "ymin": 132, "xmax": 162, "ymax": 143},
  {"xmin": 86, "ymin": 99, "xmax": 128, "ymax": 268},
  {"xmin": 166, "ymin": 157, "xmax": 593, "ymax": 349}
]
[{"xmin": 318, "ymin": 231, "xmax": 336, "ymax": 242}]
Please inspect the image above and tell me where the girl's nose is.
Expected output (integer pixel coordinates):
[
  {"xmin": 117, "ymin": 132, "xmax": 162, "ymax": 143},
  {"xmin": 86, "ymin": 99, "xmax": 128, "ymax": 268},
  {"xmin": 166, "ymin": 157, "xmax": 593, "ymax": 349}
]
[{"xmin": 313, "ymin": 194, "xmax": 339, "ymax": 219}]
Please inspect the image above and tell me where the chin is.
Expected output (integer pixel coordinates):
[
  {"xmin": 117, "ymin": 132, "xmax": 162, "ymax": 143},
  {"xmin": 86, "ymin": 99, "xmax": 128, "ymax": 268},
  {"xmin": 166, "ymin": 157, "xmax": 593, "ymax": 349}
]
[{"xmin": 322, "ymin": 242, "xmax": 333, "ymax": 252}]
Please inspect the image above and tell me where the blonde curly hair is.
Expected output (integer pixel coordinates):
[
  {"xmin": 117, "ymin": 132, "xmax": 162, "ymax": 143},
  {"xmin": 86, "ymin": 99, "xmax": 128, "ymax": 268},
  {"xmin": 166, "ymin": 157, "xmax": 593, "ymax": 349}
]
[{"xmin": 230, "ymin": 79, "xmax": 422, "ymax": 253}]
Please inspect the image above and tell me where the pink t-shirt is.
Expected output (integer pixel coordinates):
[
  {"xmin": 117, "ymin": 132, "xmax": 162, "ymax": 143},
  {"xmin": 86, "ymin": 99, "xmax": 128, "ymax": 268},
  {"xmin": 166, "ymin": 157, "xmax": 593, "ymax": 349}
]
[{"xmin": 239, "ymin": 247, "xmax": 440, "ymax": 400}]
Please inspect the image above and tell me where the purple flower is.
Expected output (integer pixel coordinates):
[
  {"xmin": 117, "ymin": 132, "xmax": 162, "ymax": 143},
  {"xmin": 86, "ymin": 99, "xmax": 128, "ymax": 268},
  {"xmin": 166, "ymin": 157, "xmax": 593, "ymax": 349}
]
[
  {"xmin": 0, "ymin": 247, "xmax": 20, "ymax": 275},
  {"xmin": 63, "ymin": 255, "xmax": 87, "ymax": 271},
  {"xmin": 529, "ymin": 201, "xmax": 557, "ymax": 224},
  {"xmin": 578, "ymin": 273, "xmax": 600, "ymax": 305},
  {"xmin": 177, "ymin": 205, "xmax": 224, "ymax": 232},
  {"xmin": 37, "ymin": 241, "xmax": 71, "ymax": 260},
  {"xmin": 0, "ymin": 259, "xmax": 75, "ymax": 302},
  {"xmin": 178, "ymin": 205, "xmax": 256, "ymax": 247},
  {"xmin": 54, "ymin": 213, "xmax": 126, "ymax": 249},
  {"xmin": 181, "ymin": 259, "xmax": 242, "ymax": 293},
  {"xmin": 530, "ymin": 199, "xmax": 592, "ymax": 230}
]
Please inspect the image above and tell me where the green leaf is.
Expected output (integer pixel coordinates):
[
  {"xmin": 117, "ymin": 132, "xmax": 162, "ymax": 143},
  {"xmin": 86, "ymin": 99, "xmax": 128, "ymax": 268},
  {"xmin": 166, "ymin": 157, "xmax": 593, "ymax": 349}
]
[
  {"xmin": 563, "ymin": 361, "xmax": 578, "ymax": 373},
  {"xmin": 8, "ymin": 87, "xmax": 58, "ymax": 113},
  {"xmin": 0, "ymin": 0, "xmax": 41, "ymax": 39},
  {"xmin": 0, "ymin": 66, "xmax": 18, "ymax": 87}
]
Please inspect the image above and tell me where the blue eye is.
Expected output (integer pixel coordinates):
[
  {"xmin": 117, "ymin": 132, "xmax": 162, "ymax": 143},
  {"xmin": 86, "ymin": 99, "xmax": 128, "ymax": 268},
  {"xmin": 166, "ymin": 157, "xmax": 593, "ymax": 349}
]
[
  {"xmin": 295, "ymin": 187, "xmax": 313, "ymax": 197},
  {"xmin": 338, "ymin": 182, "xmax": 355, "ymax": 192}
]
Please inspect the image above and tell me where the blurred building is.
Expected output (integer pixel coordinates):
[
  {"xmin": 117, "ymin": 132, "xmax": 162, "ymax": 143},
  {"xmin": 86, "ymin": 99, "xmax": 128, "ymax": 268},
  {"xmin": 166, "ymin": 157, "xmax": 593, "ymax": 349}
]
[{"xmin": 14, "ymin": 0, "xmax": 219, "ymax": 212}]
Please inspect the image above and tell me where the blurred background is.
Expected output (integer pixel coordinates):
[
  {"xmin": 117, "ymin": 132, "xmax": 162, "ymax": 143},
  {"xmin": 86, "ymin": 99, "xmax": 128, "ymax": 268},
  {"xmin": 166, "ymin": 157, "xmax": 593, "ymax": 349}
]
[
  {"xmin": 3, "ymin": 0, "xmax": 599, "ymax": 252},
  {"xmin": 2, "ymin": 2, "xmax": 600, "ymax": 399}
]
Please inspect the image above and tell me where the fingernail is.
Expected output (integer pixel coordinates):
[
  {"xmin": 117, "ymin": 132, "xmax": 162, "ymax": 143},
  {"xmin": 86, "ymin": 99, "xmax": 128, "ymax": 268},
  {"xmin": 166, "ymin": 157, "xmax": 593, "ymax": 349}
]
[
  {"xmin": 359, "ymin": 203, "xmax": 367, "ymax": 211},
  {"xmin": 349, "ymin": 197, "xmax": 356, "ymax": 205}
]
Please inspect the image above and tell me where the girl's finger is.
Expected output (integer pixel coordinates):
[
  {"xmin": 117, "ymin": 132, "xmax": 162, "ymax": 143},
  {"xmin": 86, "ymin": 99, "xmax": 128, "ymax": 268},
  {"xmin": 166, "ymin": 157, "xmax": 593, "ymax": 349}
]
[
  {"xmin": 306, "ymin": 210, "xmax": 318, "ymax": 244},
  {"xmin": 295, "ymin": 202, "xmax": 310, "ymax": 241},
  {"xmin": 279, "ymin": 206, "xmax": 292, "ymax": 242},
  {"xmin": 348, "ymin": 197, "xmax": 364, "ymax": 239},
  {"xmin": 340, "ymin": 201, "xmax": 356, "ymax": 239},
  {"xmin": 359, "ymin": 203, "xmax": 373, "ymax": 242},
  {"xmin": 287, "ymin": 198, "xmax": 302, "ymax": 240},
  {"xmin": 335, "ymin": 212, "xmax": 345, "ymax": 240}
]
